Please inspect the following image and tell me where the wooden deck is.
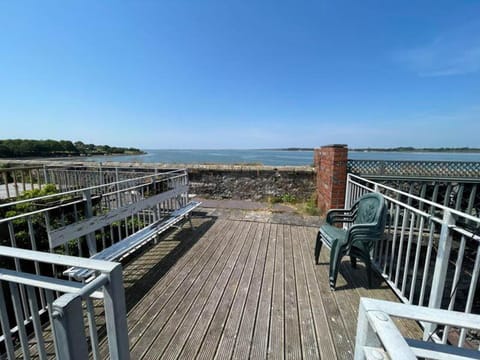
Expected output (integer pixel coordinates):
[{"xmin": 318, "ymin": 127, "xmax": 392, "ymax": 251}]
[{"xmin": 98, "ymin": 208, "xmax": 422, "ymax": 359}]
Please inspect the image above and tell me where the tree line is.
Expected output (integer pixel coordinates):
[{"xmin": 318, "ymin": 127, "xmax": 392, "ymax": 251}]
[{"xmin": 0, "ymin": 139, "xmax": 144, "ymax": 158}]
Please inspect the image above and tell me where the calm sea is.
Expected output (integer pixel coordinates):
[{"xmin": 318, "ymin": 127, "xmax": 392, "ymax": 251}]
[{"xmin": 78, "ymin": 149, "xmax": 480, "ymax": 166}]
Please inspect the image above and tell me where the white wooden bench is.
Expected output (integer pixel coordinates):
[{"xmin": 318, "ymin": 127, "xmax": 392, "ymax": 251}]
[
  {"xmin": 66, "ymin": 201, "xmax": 200, "ymax": 279},
  {"xmin": 47, "ymin": 187, "xmax": 201, "ymax": 280}
]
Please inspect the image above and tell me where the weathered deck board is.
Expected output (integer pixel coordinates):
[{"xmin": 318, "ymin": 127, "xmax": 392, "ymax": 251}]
[
  {"xmin": 249, "ymin": 221, "xmax": 276, "ymax": 359},
  {"xmin": 268, "ymin": 223, "xmax": 284, "ymax": 360},
  {"xmin": 297, "ymin": 226, "xmax": 337, "ymax": 360},
  {"xmin": 231, "ymin": 223, "xmax": 270, "ymax": 360},
  {"xmin": 283, "ymin": 224, "xmax": 302, "ymax": 360},
  {"xmin": 213, "ymin": 222, "xmax": 264, "ymax": 359},
  {"xmin": 192, "ymin": 222, "xmax": 257, "ymax": 360},
  {"xmin": 92, "ymin": 212, "xmax": 423, "ymax": 359},
  {"xmin": 291, "ymin": 225, "xmax": 320, "ymax": 359},
  {"xmin": 129, "ymin": 220, "xmax": 244, "ymax": 358},
  {"xmin": 126, "ymin": 219, "xmax": 228, "ymax": 338}
]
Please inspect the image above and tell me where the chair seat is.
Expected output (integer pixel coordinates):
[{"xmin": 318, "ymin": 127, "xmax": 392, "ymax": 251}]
[{"xmin": 319, "ymin": 224, "xmax": 347, "ymax": 248}]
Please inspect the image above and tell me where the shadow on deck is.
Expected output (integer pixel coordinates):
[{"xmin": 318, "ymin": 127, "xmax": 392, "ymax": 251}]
[{"xmin": 98, "ymin": 207, "xmax": 423, "ymax": 359}]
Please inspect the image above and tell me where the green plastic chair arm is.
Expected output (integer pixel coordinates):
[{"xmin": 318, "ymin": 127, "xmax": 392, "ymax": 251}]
[{"xmin": 326, "ymin": 209, "xmax": 355, "ymax": 225}]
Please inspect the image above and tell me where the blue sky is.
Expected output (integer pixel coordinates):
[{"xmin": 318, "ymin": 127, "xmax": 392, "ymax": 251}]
[{"xmin": 0, "ymin": 1, "xmax": 479, "ymax": 149}]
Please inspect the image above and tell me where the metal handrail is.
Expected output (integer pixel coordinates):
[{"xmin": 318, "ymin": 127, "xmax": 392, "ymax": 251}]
[
  {"xmin": 348, "ymin": 173, "xmax": 480, "ymax": 224},
  {"xmin": 346, "ymin": 173, "xmax": 480, "ymax": 349},
  {"xmin": 0, "ymin": 246, "xmax": 129, "ymax": 359},
  {"xmin": 355, "ymin": 298, "xmax": 480, "ymax": 359},
  {"xmin": 0, "ymin": 167, "xmax": 191, "ymax": 359},
  {"xmin": 0, "ymin": 168, "xmax": 186, "ymax": 209}
]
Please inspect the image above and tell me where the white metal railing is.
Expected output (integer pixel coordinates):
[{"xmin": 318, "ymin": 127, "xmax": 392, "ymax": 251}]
[
  {"xmin": 0, "ymin": 168, "xmax": 190, "ymax": 358},
  {"xmin": 45, "ymin": 165, "xmax": 157, "ymax": 192},
  {"xmin": 0, "ymin": 246, "xmax": 129, "ymax": 359},
  {"xmin": 355, "ymin": 298, "xmax": 480, "ymax": 360},
  {"xmin": 0, "ymin": 164, "xmax": 159, "ymax": 199},
  {"xmin": 0, "ymin": 168, "xmax": 189, "ymax": 252},
  {"xmin": 346, "ymin": 173, "xmax": 480, "ymax": 350},
  {"xmin": 0, "ymin": 165, "xmax": 47, "ymax": 198}
]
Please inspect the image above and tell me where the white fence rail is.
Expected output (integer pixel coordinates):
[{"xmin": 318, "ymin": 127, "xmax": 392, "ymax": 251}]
[
  {"xmin": 0, "ymin": 168, "xmax": 189, "ymax": 255},
  {"xmin": 0, "ymin": 166, "xmax": 47, "ymax": 198},
  {"xmin": 347, "ymin": 174, "xmax": 480, "ymax": 349},
  {"xmin": 0, "ymin": 168, "xmax": 190, "ymax": 358},
  {"xmin": 0, "ymin": 246, "xmax": 129, "ymax": 359},
  {"xmin": 45, "ymin": 165, "xmax": 157, "ymax": 193},
  {"xmin": 0, "ymin": 164, "xmax": 160, "ymax": 199}
]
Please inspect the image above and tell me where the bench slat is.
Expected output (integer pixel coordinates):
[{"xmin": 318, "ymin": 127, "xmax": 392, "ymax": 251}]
[{"xmin": 65, "ymin": 201, "xmax": 201, "ymax": 279}]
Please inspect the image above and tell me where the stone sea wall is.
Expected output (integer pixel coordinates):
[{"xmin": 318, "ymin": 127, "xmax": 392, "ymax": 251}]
[{"xmin": 188, "ymin": 166, "xmax": 315, "ymax": 201}]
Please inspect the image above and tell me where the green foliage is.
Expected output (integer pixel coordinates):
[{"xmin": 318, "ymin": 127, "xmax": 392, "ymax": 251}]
[
  {"xmin": 0, "ymin": 139, "xmax": 145, "ymax": 158},
  {"xmin": 303, "ymin": 193, "xmax": 320, "ymax": 216},
  {"xmin": 267, "ymin": 192, "xmax": 320, "ymax": 216},
  {"xmin": 281, "ymin": 193, "xmax": 296, "ymax": 203},
  {"xmin": 73, "ymin": 140, "xmax": 144, "ymax": 156},
  {"xmin": 4, "ymin": 184, "xmax": 59, "ymax": 217},
  {"xmin": 20, "ymin": 183, "xmax": 57, "ymax": 199},
  {"xmin": 269, "ymin": 193, "xmax": 297, "ymax": 204}
]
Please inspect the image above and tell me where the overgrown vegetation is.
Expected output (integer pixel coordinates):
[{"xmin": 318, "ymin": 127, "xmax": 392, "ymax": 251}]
[
  {"xmin": 268, "ymin": 192, "xmax": 320, "ymax": 216},
  {"xmin": 0, "ymin": 139, "xmax": 144, "ymax": 158},
  {"xmin": 303, "ymin": 193, "xmax": 320, "ymax": 216},
  {"xmin": 269, "ymin": 193, "xmax": 297, "ymax": 204}
]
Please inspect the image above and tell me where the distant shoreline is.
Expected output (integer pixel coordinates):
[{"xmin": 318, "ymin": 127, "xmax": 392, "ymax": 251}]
[
  {"xmin": 269, "ymin": 147, "xmax": 480, "ymax": 153},
  {"xmin": 351, "ymin": 147, "xmax": 480, "ymax": 153}
]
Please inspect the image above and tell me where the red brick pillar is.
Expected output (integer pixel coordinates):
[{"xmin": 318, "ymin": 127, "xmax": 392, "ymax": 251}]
[{"xmin": 314, "ymin": 144, "xmax": 348, "ymax": 214}]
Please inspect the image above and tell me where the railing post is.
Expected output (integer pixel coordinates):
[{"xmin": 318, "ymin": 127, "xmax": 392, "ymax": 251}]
[
  {"xmin": 13, "ymin": 169, "xmax": 19, "ymax": 197},
  {"xmin": 3, "ymin": 171, "xmax": 11, "ymax": 198},
  {"xmin": 43, "ymin": 165, "xmax": 50, "ymax": 184},
  {"xmin": 52, "ymin": 293, "xmax": 89, "ymax": 360},
  {"xmin": 345, "ymin": 173, "xmax": 352, "ymax": 208},
  {"xmin": 103, "ymin": 264, "xmax": 130, "ymax": 360},
  {"xmin": 424, "ymin": 210, "xmax": 455, "ymax": 339},
  {"xmin": 99, "ymin": 162, "xmax": 104, "ymax": 186},
  {"xmin": 115, "ymin": 167, "xmax": 122, "ymax": 206},
  {"xmin": 184, "ymin": 170, "xmax": 189, "ymax": 207},
  {"xmin": 82, "ymin": 189, "xmax": 97, "ymax": 255}
]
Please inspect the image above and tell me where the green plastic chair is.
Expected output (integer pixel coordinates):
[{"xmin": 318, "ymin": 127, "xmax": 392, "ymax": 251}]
[{"xmin": 315, "ymin": 192, "xmax": 387, "ymax": 290}]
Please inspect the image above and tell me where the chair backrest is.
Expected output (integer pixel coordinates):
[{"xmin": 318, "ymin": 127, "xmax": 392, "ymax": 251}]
[{"xmin": 353, "ymin": 193, "xmax": 387, "ymax": 231}]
